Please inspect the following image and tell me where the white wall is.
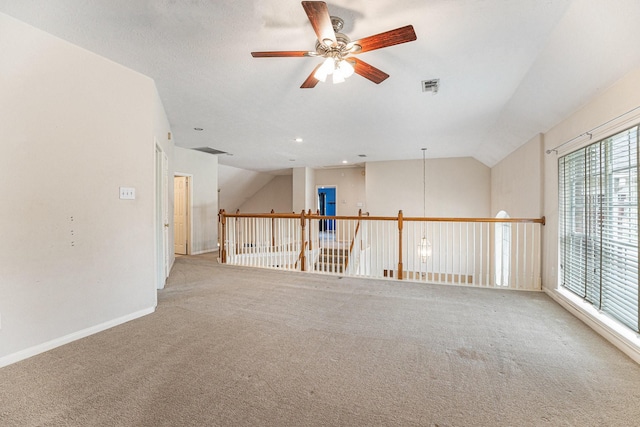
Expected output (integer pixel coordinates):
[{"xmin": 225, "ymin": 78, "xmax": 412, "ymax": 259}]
[
  {"xmin": 239, "ymin": 175, "xmax": 292, "ymax": 213},
  {"xmin": 365, "ymin": 158, "xmax": 491, "ymax": 217},
  {"xmin": 491, "ymin": 134, "xmax": 544, "ymax": 218},
  {"xmin": 0, "ymin": 14, "xmax": 164, "ymax": 365},
  {"xmin": 314, "ymin": 167, "xmax": 366, "ymax": 215},
  {"xmin": 174, "ymin": 147, "xmax": 218, "ymax": 254}
]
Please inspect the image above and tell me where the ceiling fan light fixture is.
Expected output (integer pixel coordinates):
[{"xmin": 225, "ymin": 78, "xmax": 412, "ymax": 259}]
[
  {"xmin": 338, "ymin": 59, "xmax": 354, "ymax": 78},
  {"xmin": 314, "ymin": 57, "xmax": 335, "ymax": 82},
  {"xmin": 252, "ymin": 2, "xmax": 417, "ymax": 88},
  {"xmin": 332, "ymin": 68, "xmax": 345, "ymax": 84}
]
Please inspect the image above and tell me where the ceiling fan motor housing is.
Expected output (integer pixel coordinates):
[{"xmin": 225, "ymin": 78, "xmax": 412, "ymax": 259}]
[
  {"xmin": 330, "ymin": 16, "xmax": 344, "ymax": 32},
  {"xmin": 315, "ymin": 32, "xmax": 353, "ymax": 59}
]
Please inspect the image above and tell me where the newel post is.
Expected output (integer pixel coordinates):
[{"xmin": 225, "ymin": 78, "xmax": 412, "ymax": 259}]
[
  {"xmin": 397, "ymin": 210, "xmax": 404, "ymax": 280},
  {"xmin": 219, "ymin": 209, "xmax": 227, "ymax": 264},
  {"xmin": 300, "ymin": 210, "xmax": 307, "ymax": 271},
  {"xmin": 307, "ymin": 209, "xmax": 314, "ymax": 250},
  {"xmin": 234, "ymin": 209, "xmax": 240, "ymax": 255},
  {"xmin": 271, "ymin": 209, "xmax": 275, "ymax": 248}
]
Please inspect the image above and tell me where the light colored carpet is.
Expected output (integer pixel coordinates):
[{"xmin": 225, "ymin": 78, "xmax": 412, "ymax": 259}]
[{"xmin": 1, "ymin": 253, "xmax": 639, "ymax": 426}]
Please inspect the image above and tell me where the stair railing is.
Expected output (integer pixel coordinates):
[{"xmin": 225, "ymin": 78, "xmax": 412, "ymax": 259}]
[
  {"xmin": 218, "ymin": 209, "xmax": 545, "ymax": 290},
  {"xmin": 343, "ymin": 209, "xmax": 368, "ymax": 272}
]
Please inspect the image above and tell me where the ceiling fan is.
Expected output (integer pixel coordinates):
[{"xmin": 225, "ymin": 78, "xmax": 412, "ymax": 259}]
[{"xmin": 251, "ymin": 1, "xmax": 417, "ymax": 88}]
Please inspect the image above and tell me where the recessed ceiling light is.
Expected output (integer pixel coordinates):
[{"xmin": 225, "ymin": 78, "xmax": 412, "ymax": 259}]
[
  {"xmin": 295, "ymin": 138, "xmax": 303, "ymax": 143},
  {"xmin": 194, "ymin": 127, "xmax": 204, "ymax": 131},
  {"xmin": 342, "ymin": 160, "xmax": 348, "ymax": 164}
]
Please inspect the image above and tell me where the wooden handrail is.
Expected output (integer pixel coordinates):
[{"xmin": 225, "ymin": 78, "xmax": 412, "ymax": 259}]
[
  {"xmin": 220, "ymin": 211, "xmax": 545, "ymax": 225},
  {"xmin": 403, "ymin": 216, "xmax": 546, "ymax": 225}
]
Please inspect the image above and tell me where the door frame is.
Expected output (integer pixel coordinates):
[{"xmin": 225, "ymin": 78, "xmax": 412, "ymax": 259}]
[
  {"xmin": 155, "ymin": 143, "xmax": 169, "ymax": 290},
  {"xmin": 174, "ymin": 173, "xmax": 193, "ymax": 255},
  {"xmin": 316, "ymin": 185, "xmax": 337, "ymax": 231}
]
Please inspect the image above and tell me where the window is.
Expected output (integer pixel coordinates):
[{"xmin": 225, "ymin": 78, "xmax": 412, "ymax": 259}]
[{"xmin": 559, "ymin": 126, "xmax": 639, "ymax": 332}]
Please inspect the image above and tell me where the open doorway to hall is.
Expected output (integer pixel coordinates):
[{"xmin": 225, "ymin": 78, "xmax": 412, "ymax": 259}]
[
  {"xmin": 174, "ymin": 175, "xmax": 191, "ymax": 255},
  {"xmin": 317, "ymin": 186, "xmax": 336, "ymax": 232}
]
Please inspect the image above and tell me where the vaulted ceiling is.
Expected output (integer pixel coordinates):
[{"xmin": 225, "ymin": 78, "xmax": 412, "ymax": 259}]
[{"xmin": 3, "ymin": 0, "xmax": 640, "ymax": 173}]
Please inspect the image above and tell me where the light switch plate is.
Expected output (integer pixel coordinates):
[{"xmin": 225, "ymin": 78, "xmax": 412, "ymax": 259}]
[{"xmin": 119, "ymin": 187, "xmax": 136, "ymax": 200}]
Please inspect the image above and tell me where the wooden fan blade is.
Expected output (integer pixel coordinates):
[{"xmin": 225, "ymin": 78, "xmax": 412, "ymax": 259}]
[
  {"xmin": 302, "ymin": 1, "xmax": 336, "ymax": 47},
  {"xmin": 251, "ymin": 51, "xmax": 315, "ymax": 58},
  {"xmin": 301, "ymin": 64, "xmax": 322, "ymax": 88},
  {"xmin": 352, "ymin": 58, "xmax": 389, "ymax": 84},
  {"xmin": 350, "ymin": 25, "xmax": 417, "ymax": 54}
]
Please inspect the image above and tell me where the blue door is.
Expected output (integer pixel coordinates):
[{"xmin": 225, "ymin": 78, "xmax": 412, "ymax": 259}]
[{"xmin": 318, "ymin": 187, "xmax": 336, "ymax": 231}]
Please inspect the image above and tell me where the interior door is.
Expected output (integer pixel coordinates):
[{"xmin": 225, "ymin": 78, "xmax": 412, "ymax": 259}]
[{"xmin": 174, "ymin": 176, "xmax": 189, "ymax": 255}]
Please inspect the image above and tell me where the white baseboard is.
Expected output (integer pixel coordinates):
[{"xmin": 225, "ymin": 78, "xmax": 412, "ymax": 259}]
[
  {"xmin": 191, "ymin": 249, "xmax": 219, "ymax": 255},
  {"xmin": 0, "ymin": 306, "xmax": 155, "ymax": 368},
  {"xmin": 544, "ymin": 287, "xmax": 640, "ymax": 364}
]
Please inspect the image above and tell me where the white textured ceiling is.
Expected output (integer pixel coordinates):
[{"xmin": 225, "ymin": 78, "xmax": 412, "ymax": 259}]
[{"xmin": 2, "ymin": 0, "xmax": 640, "ymax": 172}]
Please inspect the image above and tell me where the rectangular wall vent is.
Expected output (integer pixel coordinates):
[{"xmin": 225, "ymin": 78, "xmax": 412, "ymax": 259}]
[
  {"xmin": 422, "ymin": 79, "xmax": 440, "ymax": 93},
  {"xmin": 192, "ymin": 147, "xmax": 228, "ymax": 155}
]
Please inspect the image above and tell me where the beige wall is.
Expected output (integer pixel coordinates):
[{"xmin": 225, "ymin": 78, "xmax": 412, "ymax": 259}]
[
  {"xmin": 491, "ymin": 134, "xmax": 544, "ymax": 218},
  {"xmin": 236, "ymin": 166, "xmax": 366, "ymax": 215},
  {"xmin": 0, "ymin": 14, "xmax": 166, "ymax": 365},
  {"xmin": 174, "ymin": 147, "xmax": 219, "ymax": 254},
  {"xmin": 218, "ymin": 164, "xmax": 274, "ymax": 213},
  {"xmin": 366, "ymin": 158, "xmax": 491, "ymax": 217},
  {"xmin": 239, "ymin": 175, "xmax": 292, "ymax": 213},
  {"xmin": 292, "ymin": 167, "xmax": 315, "ymax": 213}
]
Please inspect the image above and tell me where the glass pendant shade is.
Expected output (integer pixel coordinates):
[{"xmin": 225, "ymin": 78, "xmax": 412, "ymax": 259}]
[
  {"xmin": 332, "ymin": 68, "xmax": 345, "ymax": 83},
  {"xmin": 315, "ymin": 58, "xmax": 355, "ymax": 84},
  {"xmin": 339, "ymin": 60, "xmax": 355, "ymax": 78},
  {"xmin": 419, "ymin": 237, "xmax": 432, "ymax": 262},
  {"xmin": 314, "ymin": 57, "xmax": 335, "ymax": 82}
]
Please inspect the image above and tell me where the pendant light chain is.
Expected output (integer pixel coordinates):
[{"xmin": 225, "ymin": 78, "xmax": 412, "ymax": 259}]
[{"xmin": 422, "ymin": 148, "xmax": 427, "ymax": 218}]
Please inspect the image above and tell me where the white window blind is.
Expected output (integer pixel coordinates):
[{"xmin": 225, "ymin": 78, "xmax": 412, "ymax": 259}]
[{"xmin": 559, "ymin": 126, "xmax": 639, "ymax": 332}]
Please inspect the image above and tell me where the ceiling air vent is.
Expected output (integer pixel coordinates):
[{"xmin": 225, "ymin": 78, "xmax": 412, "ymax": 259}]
[
  {"xmin": 422, "ymin": 79, "xmax": 440, "ymax": 94},
  {"xmin": 192, "ymin": 147, "xmax": 228, "ymax": 155}
]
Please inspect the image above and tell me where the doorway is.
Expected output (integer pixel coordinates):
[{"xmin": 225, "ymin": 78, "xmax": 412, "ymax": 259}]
[
  {"xmin": 317, "ymin": 186, "xmax": 336, "ymax": 231},
  {"xmin": 174, "ymin": 175, "xmax": 191, "ymax": 255}
]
